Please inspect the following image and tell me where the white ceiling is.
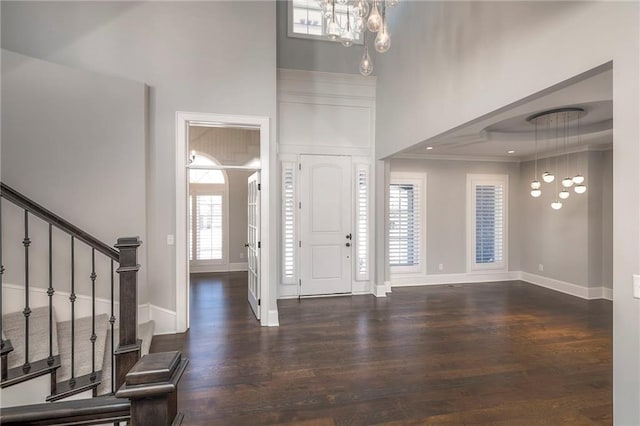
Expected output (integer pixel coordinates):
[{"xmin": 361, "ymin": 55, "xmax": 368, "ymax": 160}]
[{"xmin": 397, "ymin": 69, "xmax": 613, "ymax": 161}]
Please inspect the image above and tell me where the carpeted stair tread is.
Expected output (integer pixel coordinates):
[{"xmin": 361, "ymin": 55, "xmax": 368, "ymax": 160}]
[
  {"xmin": 2, "ymin": 306, "xmax": 59, "ymax": 370},
  {"xmin": 56, "ymin": 314, "xmax": 109, "ymax": 383},
  {"xmin": 97, "ymin": 320, "xmax": 154, "ymax": 396}
]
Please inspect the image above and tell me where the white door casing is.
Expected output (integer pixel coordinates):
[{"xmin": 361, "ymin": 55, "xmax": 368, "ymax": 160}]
[
  {"xmin": 299, "ymin": 155, "xmax": 352, "ymax": 296},
  {"xmin": 247, "ymin": 172, "xmax": 261, "ymax": 319}
]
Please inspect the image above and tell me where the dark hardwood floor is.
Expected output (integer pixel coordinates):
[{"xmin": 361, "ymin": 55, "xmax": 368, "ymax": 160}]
[{"xmin": 151, "ymin": 272, "xmax": 612, "ymax": 425}]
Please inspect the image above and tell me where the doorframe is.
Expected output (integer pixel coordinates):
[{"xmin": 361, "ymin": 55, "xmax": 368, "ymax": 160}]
[{"xmin": 175, "ymin": 111, "xmax": 271, "ymax": 331}]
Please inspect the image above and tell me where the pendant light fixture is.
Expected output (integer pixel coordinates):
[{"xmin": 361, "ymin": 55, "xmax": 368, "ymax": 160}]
[
  {"xmin": 527, "ymin": 107, "xmax": 586, "ymax": 210},
  {"xmin": 318, "ymin": 0, "xmax": 399, "ymax": 75}
]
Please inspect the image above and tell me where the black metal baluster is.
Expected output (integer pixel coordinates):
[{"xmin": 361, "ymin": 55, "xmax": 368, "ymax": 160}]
[
  {"xmin": 110, "ymin": 259, "xmax": 115, "ymax": 394},
  {"xmin": 48, "ymin": 224, "xmax": 55, "ymax": 365},
  {"xmin": 90, "ymin": 249, "xmax": 97, "ymax": 383},
  {"xmin": 22, "ymin": 210, "xmax": 31, "ymax": 373},
  {"xmin": 69, "ymin": 236, "xmax": 76, "ymax": 387}
]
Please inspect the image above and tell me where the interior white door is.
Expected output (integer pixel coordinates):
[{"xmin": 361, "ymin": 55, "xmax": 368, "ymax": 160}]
[
  {"xmin": 300, "ymin": 155, "xmax": 352, "ymax": 296},
  {"xmin": 247, "ymin": 172, "xmax": 261, "ymax": 319}
]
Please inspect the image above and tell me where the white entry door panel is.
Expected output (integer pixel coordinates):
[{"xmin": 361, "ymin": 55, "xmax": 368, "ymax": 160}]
[
  {"xmin": 247, "ymin": 172, "xmax": 260, "ymax": 319},
  {"xmin": 300, "ymin": 155, "xmax": 352, "ymax": 295}
]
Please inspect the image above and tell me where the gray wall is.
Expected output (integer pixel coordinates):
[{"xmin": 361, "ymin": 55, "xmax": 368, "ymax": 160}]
[
  {"xmin": 1, "ymin": 49, "xmax": 147, "ymax": 301},
  {"xmin": 276, "ymin": 0, "xmax": 364, "ymax": 75},
  {"xmin": 389, "ymin": 158, "xmax": 521, "ymax": 275},
  {"xmin": 1, "ymin": 1, "xmax": 278, "ymax": 313}
]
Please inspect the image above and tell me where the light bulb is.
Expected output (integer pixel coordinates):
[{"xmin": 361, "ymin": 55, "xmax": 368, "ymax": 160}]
[
  {"xmin": 574, "ymin": 184, "xmax": 587, "ymax": 194},
  {"xmin": 327, "ymin": 20, "xmax": 340, "ymax": 40},
  {"xmin": 561, "ymin": 177, "xmax": 574, "ymax": 188},
  {"xmin": 542, "ymin": 172, "xmax": 555, "ymax": 183},
  {"xmin": 388, "ymin": 0, "xmax": 399, "ymax": 6},
  {"xmin": 572, "ymin": 174, "xmax": 585, "ymax": 184},
  {"xmin": 374, "ymin": 24, "xmax": 391, "ymax": 53},
  {"xmin": 341, "ymin": 28, "xmax": 355, "ymax": 47},
  {"xmin": 359, "ymin": 47, "xmax": 373, "ymax": 76},
  {"xmin": 559, "ymin": 190, "xmax": 570, "ymax": 200},
  {"xmin": 551, "ymin": 201, "xmax": 563, "ymax": 210},
  {"xmin": 530, "ymin": 180, "xmax": 541, "ymax": 190},
  {"xmin": 530, "ymin": 189, "xmax": 542, "ymax": 198},
  {"xmin": 367, "ymin": 1, "xmax": 382, "ymax": 32}
]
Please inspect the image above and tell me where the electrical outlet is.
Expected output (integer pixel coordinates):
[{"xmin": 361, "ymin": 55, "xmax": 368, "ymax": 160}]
[
  {"xmin": 633, "ymin": 274, "xmax": 640, "ymax": 299},
  {"xmin": 167, "ymin": 234, "xmax": 175, "ymax": 245},
  {"xmin": 438, "ymin": 263, "xmax": 444, "ymax": 271},
  {"xmin": 538, "ymin": 264, "xmax": 544, "ymax": 272}
]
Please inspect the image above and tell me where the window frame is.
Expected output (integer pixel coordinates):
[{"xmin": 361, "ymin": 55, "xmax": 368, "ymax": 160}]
[
  {"xmin": 287, "ymin": 0, "xmax": 364, "ymax": 45},
  {"xmin": 388, "ymin": 172, "xmax": 426, "ymax": 276},
  {"xmin": 466, "ymin": 174, "xmax": 509, "ymax": 273}
]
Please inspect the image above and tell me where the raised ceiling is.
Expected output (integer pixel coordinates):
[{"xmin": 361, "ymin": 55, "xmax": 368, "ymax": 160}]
[{"xmin": 397, "ymin": 68, "xmax": 612, "ymax": 161}]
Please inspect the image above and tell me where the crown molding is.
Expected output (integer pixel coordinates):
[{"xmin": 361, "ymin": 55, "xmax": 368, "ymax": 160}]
[{"xmin": 392, "ymin": 153, "xmax": 521, "ymax": 163}]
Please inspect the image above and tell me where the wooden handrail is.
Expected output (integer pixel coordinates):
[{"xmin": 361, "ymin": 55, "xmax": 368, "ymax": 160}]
[
  {"xmin": 0, "ymin": 183, "xmax": 119, "ymax": 261},
  {"xmin": 0, "ymin": 395, "xmax": 131, "ymax": 425}
]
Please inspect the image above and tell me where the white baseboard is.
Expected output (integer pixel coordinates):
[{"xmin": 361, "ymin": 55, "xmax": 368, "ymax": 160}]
[
  {"xmin": 279, "ymin": 285, "xmax": 298, "ymax": 298},
  {"xmin": 149, "ymin": 304, "xmax": 178, "ymax": 335},
  {"xmin": 190, "ymin": 262, "xmax": 248, "ymax": 274},
  {"xmin": 374, "ymin": 284, "xmax": 387, "ymax": 297},
  {"xmin": 384, "ymin": 281, "xmax": 392, "ymax": 293},
  {"xmin": 519, "ymin": 272, "xmax": 612, "ymax": 301},
  {"xmin": 2, "ymin": 284, "xmax": 177, "ymax": 335},
  {"xmin": 266, "ymin": 309, "xmax": 279, "ymax": 327},
  {"xmin": 391, "ymin": 271, "xmax": 519, "ymax": 287}
]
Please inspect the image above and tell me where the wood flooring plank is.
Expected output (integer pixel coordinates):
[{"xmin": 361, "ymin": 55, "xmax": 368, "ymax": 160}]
[{"xmin": 151, "ymin": 273, "xmax": 612, "ymax": 425}]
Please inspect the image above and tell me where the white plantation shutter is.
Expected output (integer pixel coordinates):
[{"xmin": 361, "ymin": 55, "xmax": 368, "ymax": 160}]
[
  {"xmin": 355, "ymin": 165, "xmax": 369, "ymax": 281},
  {"xmin": 194, "ymin": 194, "xmax": 223, "ymax": 260},
  {"xmin": 468, "ymin": 175, "xmax": 508, "ymax": 271},
  {"xmin": 389, "ymin": 175, "xmax": 423, "ymax": 272},
  {"xmin": 282, "ymin": 163, "xmax": 296, "ymax": 283}
]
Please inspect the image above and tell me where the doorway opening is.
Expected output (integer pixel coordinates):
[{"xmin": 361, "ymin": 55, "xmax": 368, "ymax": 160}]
[{"xmin": 176, "ymin": 112, "xmax": 270, "ymax": 331}]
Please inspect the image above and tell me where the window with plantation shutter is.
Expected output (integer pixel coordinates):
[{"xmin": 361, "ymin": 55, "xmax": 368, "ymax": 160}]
[
  {"xmin": 192, "ymin": 194, "xmax": 223, "ymax": 261},
  {"xmin": 467, "ymin": 175, "xmax": 508, "ymax": 271},
  {"xmin": 282, "ymin": 163, "xmax": 296, "ymax": 283},
  {"xmin": 355, "ymin": 165, "xmax": 369, "ymax": 281},
  {"xmin": 389, "ymin": 173, "xmax": 425, "ymax": 274}
]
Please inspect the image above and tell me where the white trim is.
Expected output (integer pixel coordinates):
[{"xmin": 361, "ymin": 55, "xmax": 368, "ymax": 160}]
[
  {"xmin": 391, "ymin": 271, "xmax": 519, "ymax": 287},
  {"xmin": 466, "ymin": 174, "xmax": 509, "ymax": 273},
  {"xmin": 520, "ymin": 272, "xmax": 613, "ymax": 301},
  {"xmin": 393, "ymin": 153, "xmax": 521, "ymax": 163},
  {"xmin": 189, "ymin": 262, "xmax": 249, "ymax": 274},
  {"xmin": 2, "ymin": 284, "xmax": 177, "ymax": 334},
  {"xmin": 374, "ymin": 284, "xmax": 387, "ymax": 297},
  {"xmin": 148, "ymin": 304, "xmax": 178, "ymax": 335},
  {"xmin": 267, "ymin": 309, "xmax": 280, "ymax": 327},
  {"xmin": 176, "ymin": 112, "xmax": 273, "ymax": 331}
]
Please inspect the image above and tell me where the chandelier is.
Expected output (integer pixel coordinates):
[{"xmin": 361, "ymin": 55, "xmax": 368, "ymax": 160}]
[
  {"xmin": 527, "ymin": 107, "xmax": 587, "ymax": 210},
  {"xmin": 318, "ymin": 0, "xmax": 398, "ymax": 76}
]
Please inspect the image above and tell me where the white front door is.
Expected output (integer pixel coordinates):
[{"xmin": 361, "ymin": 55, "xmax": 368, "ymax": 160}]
[
  {"xmin": 247, "ymin": 172, "xmax": 260, "ymax": 319},
  {"xmin": 300, "ymin": 155, "xmax": 352, "ymax": 296}
]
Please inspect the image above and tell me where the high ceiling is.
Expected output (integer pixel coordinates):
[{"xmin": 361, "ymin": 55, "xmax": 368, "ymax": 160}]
[{"xmin": 396, "ymin": 69, "xmax": 612, "ymax": 162}]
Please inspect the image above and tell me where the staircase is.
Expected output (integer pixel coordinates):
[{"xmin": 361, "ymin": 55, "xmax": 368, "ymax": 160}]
[{"xmin": 0, "ymin": 183, "xmax": 187, "ymax": 425}]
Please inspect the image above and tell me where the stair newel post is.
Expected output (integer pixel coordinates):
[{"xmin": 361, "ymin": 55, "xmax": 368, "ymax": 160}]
[
  {"xmin": 48, "ymin": 223, "xmax": 57, "ymax": 395},
  {"xmin": 22, "ymin": 210, "xmax": 31, "ymax": 373},
  {"xmin": 114, "ymin": 237, "xmax": 142, "ymax": 390},
  {"xmin": 0, "ymin": 198, "xmax": 11, "ymax": 381},
  {"xmin": 70, "ymin": 236, "xmax": 76, "ymax": 387},
  {"xmin": 116, "ymin": 351, "xmax": 188, "ymax": 426},
  {"xmin": 110, "ymin": 259, "xmax": 116, "ymax": 394},
  {"xmin": 90, "ymin": 248, "xmax": 97, "ymax": 392}
]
